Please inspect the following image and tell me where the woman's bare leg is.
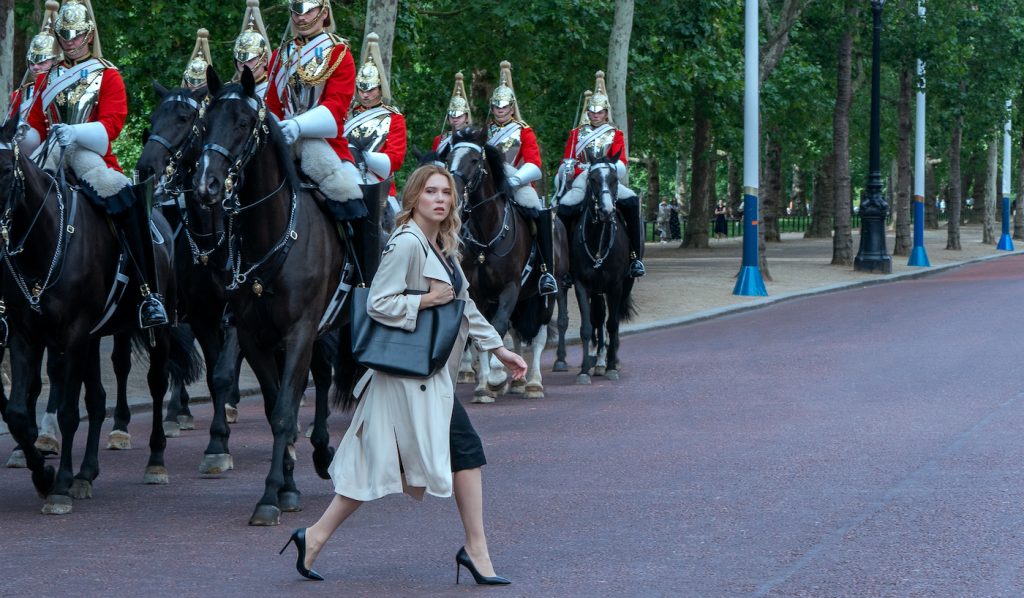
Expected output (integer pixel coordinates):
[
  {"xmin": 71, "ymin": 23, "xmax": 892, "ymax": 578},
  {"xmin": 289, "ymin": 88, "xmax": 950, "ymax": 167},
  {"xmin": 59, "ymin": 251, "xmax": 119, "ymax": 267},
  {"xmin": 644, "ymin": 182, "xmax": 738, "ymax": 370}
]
[
  {"xmin": 454, "ymin": 467, "xmax": 497, "ymax": 577},
  {"xmin": 303, "ymin": 494, "xmax": 363, "ymax": 569}
]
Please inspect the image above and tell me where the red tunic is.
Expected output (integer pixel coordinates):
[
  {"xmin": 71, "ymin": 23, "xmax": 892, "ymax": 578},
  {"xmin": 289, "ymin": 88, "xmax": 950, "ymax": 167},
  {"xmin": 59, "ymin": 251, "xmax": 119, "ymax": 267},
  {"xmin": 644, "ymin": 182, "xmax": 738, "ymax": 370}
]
[
  {"xmin": 27, "ymin": 65, "xmax": 128, "ymax": 172},
  {"xmin": 515, "ymin": 126, "xmax": 542, "ymax": 170},
  {"xmin": 265, "ymin": 36, "xmax": 356, "ymax": 164},
  {"xmin": 5, "ymin": 88, "xmax": 23, "ymax": 123},
  {"xmin": 562, "ymin": 126, "xmax": 626, "ymax": 177},
  {"xmin": 350, "ymin": 104, "xmax": 406, "ymax": 196}
]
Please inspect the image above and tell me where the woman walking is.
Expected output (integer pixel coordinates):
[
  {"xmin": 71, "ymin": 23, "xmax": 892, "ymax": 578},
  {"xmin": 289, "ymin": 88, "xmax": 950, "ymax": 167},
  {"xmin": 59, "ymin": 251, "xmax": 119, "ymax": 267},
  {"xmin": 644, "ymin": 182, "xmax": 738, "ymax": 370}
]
[{"xmin": 280, "ymin": 164, "xmax": 526, "ymax": 584}]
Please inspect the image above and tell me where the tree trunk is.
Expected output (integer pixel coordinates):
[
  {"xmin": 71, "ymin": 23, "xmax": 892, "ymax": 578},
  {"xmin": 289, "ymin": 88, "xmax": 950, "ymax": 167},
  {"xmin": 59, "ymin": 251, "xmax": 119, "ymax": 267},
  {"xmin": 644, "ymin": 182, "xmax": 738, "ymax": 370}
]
[
  {"xmin": 683, "ymin": 99, "xmax": 711, "ymax": 249},
  {"xmin": 762, "ymin": 133, "xmax": 782, "ymax": 242},
  {"xmin": 925, "ymin": 159, "xmax": 939, "ymax": 229},
  {"xmin": 947, "ymin": 115, "xmax": 964, "ymax": 250},
  {"xmin": 983, "ymin": 132, "xmax": 998, "ymax": 244},
  {"xmin": 966, "ymin": 154, "xmax": 984, "ymax": 225},
  {"xmin": 1016, "ymin": 127, "xmax": 1024, "ymax": 240},
  {"xmin": 645, "ymin": 156, "xmax": 661, "ymax": 226},
  {"xmin": 363, "ymin": 0, "xmax": 399, "ymax": 77},
  {"xmin": 0, "ymin": 0, "xmax": 14, "ymax": 118},
  {"xmin": 727, "ymin": 154, "xmax": 741, "ymax": 214},
  {"xmin": 831, "ymin": 2, "xmax": 856, "ymax": 266},
  {"xmin": 675, "ymin": 148, "xmax": 689, "ymax": 212},
  {"xmin": 807, "ymin": 154, "xmax": 835, "ymax": 238},
  {"xmin": 607, "ymin": 0, "xmax": 634, "ymax": 152},
  {"xmin": 792, "ymin": 165, "xmax": 807, "ymax": 218},
  {"xmin": 893, "ymin": 67, "xmax": 913, "ymax": 255}
]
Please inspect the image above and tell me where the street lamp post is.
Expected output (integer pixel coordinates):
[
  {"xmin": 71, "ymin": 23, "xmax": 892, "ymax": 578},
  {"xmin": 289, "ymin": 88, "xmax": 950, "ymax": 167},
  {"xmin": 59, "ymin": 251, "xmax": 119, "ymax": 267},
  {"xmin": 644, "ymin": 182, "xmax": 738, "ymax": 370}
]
[
  {"xmin": 855, "ymin": 0, "xmax": 893, "ymax": 273},
  {"xmin": 997, "ymin": 100, "xmax": 1014, "ymax": 251}
]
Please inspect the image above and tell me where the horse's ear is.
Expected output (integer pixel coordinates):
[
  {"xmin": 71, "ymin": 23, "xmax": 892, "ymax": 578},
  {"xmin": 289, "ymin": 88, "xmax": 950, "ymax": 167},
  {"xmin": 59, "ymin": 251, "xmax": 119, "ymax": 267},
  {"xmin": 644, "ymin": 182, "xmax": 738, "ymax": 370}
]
[
  {"xmin": 142, "ymin": 127, "xmax": 150, "ymax": 146},
  {"xmin": 240, "ymin": 66, "xmax": 256, "ymax": 97},
  {"xmin": 1, "ymin": 115, "xmax": 18, "ymax": 142},
  {"xmin": 193, "ymin": 85, "xmax": 209, "ymax": 100},
  {"xmin": 206, "ymin": 66, "xmax": 222, "ymax": 95},
  {"xmin": 610, "ymin": 149, "xmax": 622, "ymax": 164},
  {"xmin": 152, "ymin": 80, "xmax": 169, "ymax": 99},
  {"xmin": 412, "ymin": 145, "xmax": 425, "ymax": 162}
]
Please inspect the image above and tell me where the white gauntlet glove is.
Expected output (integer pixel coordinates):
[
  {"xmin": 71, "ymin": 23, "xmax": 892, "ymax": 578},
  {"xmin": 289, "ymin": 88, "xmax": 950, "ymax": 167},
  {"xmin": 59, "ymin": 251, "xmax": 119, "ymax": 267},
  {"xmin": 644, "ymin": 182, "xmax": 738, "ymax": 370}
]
[{"xmin": 279, "ymin": 119, "xmax": 300, "ymax": 145}]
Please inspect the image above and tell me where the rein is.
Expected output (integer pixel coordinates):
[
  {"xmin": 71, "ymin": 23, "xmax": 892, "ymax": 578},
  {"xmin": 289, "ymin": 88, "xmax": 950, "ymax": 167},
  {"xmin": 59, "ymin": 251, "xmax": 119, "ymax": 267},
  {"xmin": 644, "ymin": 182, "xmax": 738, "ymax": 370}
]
[
  {"xmin": 579, "ymin": 162, "xmax": 618, "ymax": 270},
  {"xmin": 448, "ymin": 141, "xmax": 515, "ymax": 263}
]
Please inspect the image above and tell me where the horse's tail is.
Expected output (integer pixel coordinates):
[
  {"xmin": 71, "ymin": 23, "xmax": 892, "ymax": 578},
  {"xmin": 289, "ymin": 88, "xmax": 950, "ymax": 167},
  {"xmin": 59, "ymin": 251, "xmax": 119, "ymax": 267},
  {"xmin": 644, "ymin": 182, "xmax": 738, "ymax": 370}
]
[
  {"xmin": 619, "ymin": 278, "xmax": 638, "ymax": 323},
  {"xmin": 331, "ymin": 320, "xmax": 367, "ymax": 411},
  {"xmin": 131, "ymin": 325, "xmax": 204, "ymax": 387}
]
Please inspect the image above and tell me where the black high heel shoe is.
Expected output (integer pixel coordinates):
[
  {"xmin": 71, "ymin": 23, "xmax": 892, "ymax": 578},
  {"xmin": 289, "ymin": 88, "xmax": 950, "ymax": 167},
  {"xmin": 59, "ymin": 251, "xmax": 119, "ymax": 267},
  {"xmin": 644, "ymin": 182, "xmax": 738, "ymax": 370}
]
[
  {"xmin": 455, "ymin": 546, "xmax": 511, "ymax": 585},
  {"xmin": 279, "ymin": 528, "xmax": 324, "ymax": 581}
]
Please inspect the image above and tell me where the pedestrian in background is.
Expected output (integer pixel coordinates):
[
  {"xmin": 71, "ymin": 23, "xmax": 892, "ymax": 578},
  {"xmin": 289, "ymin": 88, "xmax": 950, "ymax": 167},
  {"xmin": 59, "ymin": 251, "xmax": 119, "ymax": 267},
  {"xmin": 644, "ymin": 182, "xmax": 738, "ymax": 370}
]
[
  {"xmin": 656, "ymin": 199, "xmax": 671, "ymax": 243},
  {"xmin": 714, "ymin": 201, "xmax": 728, "ymax": 239},
  {"xmin": 280, "ymin": 165, "xmax": 527, "ymax": 584}
]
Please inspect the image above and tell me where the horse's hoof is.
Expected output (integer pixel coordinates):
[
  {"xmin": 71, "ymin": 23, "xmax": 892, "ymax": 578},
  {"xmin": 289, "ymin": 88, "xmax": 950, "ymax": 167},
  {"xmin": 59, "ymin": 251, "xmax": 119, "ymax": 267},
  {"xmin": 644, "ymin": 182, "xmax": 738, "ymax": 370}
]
[
  {"xmin": 34, "ymin": 435, "xmax": 60, "ymax": 456},
  {"xmin": 508, "ymin": 379, "xmax": 527, "ymax": 395},
  {"xmin": 313, "ymin": 446, "xmax": 335, "ymax": 480},
  {"xmin": 526, "ymin": 384, "xmax": 545, "ymax": 399},
  {"xmin": 279, "ymin": 491, "xmax": 302, "ymax": 513},
  {"xmin": 41, "ymin": 494, "xmax": 73, "ymax": 515},
  {"xmin": 106, "ymin": 431, "xmax": 132, "ymax": 450},
  {"xmin": 576, "ymin": 374, "xmax": 592, "ymax": 385},
  {"xmin": 225, "ymin": 404, "xmax": 239, "ymax": 424},
  {"xmin": 606, "ymin": 370, "xmax": 620, "ymax": 381},
  {"xmin": 471, "ymin": 393, "xmax": 496, "ymax": 404},
  {"xmin": 162, "ymin": 421, "xmax": 181, "ymax": 438},
  {"xmin": 176, "ymin": 414, "xmax": 195, "ymax": 431},
  {"xmin": 593, "ymin": 366, "xmax": 606, "ymax": 377},
  {"xmin": 457, "ymin": 371, "xmax": 477, "ymax": 384},
  {"xmin": 6, "ymin": 449, "xmax": 27, "ymax": 468},
  {"xmin": 143, "ymin": 466, "xmax": 169, "ymax": 485},
  {"xmin": 249, "ymin": 504, "xmax": 281, "ymax": 526},
  {"xmin": 199, "ymin": 453, "xmax": 234, "ymax": 475},
  {"xmin": 32, "ymin": 465, "xmax": 57, "ymax": 498},
  {"xmin": 552, "ymin": 361, "xmax": 569, "ymax": 372},
  {"xmin": 70, "ymin": 479, "xmax": 93, "ymax": 499}
]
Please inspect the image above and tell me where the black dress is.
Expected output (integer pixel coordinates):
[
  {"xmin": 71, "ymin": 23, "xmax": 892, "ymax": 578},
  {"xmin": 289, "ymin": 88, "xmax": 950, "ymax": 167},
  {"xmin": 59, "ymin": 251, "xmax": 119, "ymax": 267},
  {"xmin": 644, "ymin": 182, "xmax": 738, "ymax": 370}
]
[
  {"xmin": 714, "ymin": 209, "xmax": 728, "ymax": 236},
  {"xmin": 431, "ymin": 245, "xmax": 488, "ymax": 473}
]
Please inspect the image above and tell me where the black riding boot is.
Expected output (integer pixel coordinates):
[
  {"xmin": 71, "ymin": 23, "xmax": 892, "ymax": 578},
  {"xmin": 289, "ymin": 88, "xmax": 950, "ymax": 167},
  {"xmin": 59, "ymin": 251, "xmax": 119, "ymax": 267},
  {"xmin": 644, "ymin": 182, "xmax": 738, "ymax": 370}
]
[
  {"xmin": 619, "ymin": 202, "xmax": 646, "ymax": 278},
  {"xmin": 116, "ymin": 186, "xmax": 168, "ymax": 328},
  {"xmin": 354, "ymin": 183, "xmax": 385, "ymax": 282},
  {"xmin": 555, "ymin": 210, "xmax": 578, "ymax": 288},
  {"xmin": 534, "ymin": 209, "xmax": 558, "ymax": 295}
]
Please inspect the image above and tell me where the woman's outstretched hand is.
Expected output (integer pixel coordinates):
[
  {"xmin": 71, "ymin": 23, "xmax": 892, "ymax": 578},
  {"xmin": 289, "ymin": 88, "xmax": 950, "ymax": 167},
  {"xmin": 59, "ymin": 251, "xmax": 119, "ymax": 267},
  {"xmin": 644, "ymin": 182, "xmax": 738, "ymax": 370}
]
[{"xmin": 493, "ymin": 347, "xmax": 527, "ymax": 380}]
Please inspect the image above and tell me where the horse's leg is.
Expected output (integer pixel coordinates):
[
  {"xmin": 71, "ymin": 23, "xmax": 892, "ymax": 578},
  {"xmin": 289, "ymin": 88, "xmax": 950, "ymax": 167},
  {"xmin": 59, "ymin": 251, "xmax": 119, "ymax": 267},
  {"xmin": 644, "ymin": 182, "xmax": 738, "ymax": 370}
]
[
  {"xmin": 276, "ymin": 332, "xmax": 317, "ymax": 515},
  {"xmin": 553, "ymin": 287, "xmax": 570, "ymax": 372},
  {"xmin": 219, "ymin": 325, "xmax": 243, "ymax": 424},
  {"xmin": 176, "ymin": 385, "xmax": 195, "ymax": 430},
  {"xmin": 142, "ymin": 331, "xmax": 171, "ymax": 485},
  {"xmin": 236, "ymin": 328, "xmax": 283, "ymax": 525},
  {"xmin": 309, "ymin": 335, "xmax": 335, "ymax": 480},
  {"xmin": 71, "ymin": 339, "xmax": 106, "ymax": 499},
  {"xmin": 507, "ymin": 333, "xmax": 526, "ymax": 395},
  {"xmin": 163, "ymin": 378, "xmax": 184, "ymax": 438},
  {"xmin": 198, "ymin": 323, "xmax": 233, "ymax": 475},
  {"xmin": 525, "ymin": 325, "xmax": 548, "ymax": 399},
  {"xmin": 43, "ymin": 346, "xmax": 85, "ymax": 515},
  {"xmin": 457, "ymin": 344, "xmax": 476, "ymax": 384},
  {"xmin": 592, "ymin": 294, "xmax": 608, "ymax": 377},
  {"xmin": 484, "ymin": 286, "xmax": 520, "ymax": 393},
  {"xmin": 106, "ymin": 332, "xmax": 133, "ymax": 450},
  {"xmin": 35, "ymin": 351, "xmax": 62, "ymax": 456},
  {"xmin": 574, "ymin": 283, "xmax": 594, "ymax": 385},
  {"xmin": 7, "ymin": 354, "xmax": 46, "ymax": 468},
  {"xmin": 604, "ymin": 288, "xmax": 623, "ymax": 381},
  {"xmin": 6, "ymin": 335, "xmax": 55, "ymax": 497},
  {"xmin": 472, "ymin": 344, "xmax": 495, "ymax": 403}
]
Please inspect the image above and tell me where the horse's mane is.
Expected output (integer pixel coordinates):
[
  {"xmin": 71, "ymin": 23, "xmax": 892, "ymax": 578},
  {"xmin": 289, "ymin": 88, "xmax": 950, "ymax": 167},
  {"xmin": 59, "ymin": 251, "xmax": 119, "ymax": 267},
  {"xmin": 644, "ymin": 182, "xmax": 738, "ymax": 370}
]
[{"xmin": 209, "ymin": 82, "xmax": 301, "ymax": 195}]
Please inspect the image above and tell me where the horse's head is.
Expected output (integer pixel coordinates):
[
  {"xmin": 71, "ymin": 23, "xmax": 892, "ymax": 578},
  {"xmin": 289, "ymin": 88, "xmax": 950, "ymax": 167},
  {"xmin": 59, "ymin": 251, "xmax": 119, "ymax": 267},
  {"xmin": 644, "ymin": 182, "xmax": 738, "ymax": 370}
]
[
  {"xmin": 137, "ymin": 81, "xmax": 208, "ymax": 186},
  {"xmin": 585, "ymin": 148, "xmax": 621, "ymax": 221},
  {"xmin": 447, "ymin": 126, "xmax": 506, "ymax": 216},
  {"xmin": 0, "ymin": 116, "xmax": 18, "ymax": 189},
  {"xmin": 193, "ymin": 66, "xmax": 269, "ymax": 207}
]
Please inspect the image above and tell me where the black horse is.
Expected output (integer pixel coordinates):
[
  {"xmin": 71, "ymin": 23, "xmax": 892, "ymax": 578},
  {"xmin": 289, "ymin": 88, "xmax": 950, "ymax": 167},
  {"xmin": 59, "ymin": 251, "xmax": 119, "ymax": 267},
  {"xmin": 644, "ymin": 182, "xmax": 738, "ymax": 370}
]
[
  {"xmin": 137, "ymin": 81, "xmax": 248, "ymax": 474},
  {"xmin": 440, "ymin": 127, "xmax": 534, "ymax": 400},
  {"xmin": 562, "ymin": 150, "xmax": 636, "ymax": 384},
  {"xmin": 193, "ymin": 68, "xmax": 347, "ymax": 525},
  {"xmin": 0, "ymin": 117, "xmax": 200, "ymax": 514}
]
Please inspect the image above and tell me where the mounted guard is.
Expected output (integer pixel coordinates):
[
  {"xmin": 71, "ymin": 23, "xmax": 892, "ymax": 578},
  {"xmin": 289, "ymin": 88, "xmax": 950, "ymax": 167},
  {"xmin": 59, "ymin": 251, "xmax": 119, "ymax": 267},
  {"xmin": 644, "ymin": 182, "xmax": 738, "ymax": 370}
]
[
  {"xmin": 432, "ymin": 71, "xmax": 472, "ymax": 155},
  {"xmin": 233, "ymin": 0, "xmax": 271, "ymax": 99},
  {"xmin": 181, "ymin": 28, "xmax": 213, "ymax": 91},
  {"xmin": 486, "ymin": 61, "xmax": 557, "ymax": 297},
  {"xmin": 555, "ymin": 70, "xmax": 645, "ymax": 279},
  {"xmin": 26, "ymin": 0, "xmax": 168, "ymax": 327},
  {"xmin": 5, "ymin": 0, "xmax": 61, "ymax": 145},
  {"xmin": 344, "ymin": 32, "xmax": 407, "ymax": 230}
]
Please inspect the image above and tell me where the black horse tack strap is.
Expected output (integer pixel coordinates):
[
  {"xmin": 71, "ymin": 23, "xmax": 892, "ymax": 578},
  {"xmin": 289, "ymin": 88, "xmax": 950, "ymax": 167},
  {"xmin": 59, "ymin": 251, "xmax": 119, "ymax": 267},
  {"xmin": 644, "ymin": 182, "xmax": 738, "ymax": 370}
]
[
  {"xmin": 88, "ymin": 253, "xmax": 130, "ymax": 335},
  {"xmin": 317, "ymin": 259, "xmax": 355, "ymax": 336}
]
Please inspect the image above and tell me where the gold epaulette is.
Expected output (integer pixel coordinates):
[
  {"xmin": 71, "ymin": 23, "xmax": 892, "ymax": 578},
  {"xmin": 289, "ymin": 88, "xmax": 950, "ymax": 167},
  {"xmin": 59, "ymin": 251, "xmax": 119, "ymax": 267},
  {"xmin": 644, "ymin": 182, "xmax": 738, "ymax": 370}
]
[
  {"xmin": 97, "ymin": 58, "xmax": 117, "ymax": 70},
  {"xmin": 382, "ymin": 104, "xmax": 402, "ymax": 115},
  {"xmin": 327, "ymin": 33, "xmax": 349, "ymax": 49},
  {"xmin": 515, "ymin": 119, "xmax": 530, "ymax": 129}
]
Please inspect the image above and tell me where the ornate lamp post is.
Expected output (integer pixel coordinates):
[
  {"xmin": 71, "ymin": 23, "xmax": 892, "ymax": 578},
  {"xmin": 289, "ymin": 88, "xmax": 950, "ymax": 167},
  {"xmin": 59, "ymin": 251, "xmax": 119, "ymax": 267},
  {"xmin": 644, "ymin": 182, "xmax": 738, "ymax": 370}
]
[{"xmin": 855, "ymin": 0, "xmax": 893, "ymax": 273}]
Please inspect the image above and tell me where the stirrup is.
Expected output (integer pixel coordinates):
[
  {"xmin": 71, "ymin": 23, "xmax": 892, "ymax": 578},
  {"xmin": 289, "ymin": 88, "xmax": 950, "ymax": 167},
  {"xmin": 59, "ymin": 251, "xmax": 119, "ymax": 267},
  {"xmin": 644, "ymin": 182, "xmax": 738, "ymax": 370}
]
[
  {"xmin": 629, "ymin": 259, "xmax": 646, "ymax": 278},
  {"xmin": 139, "ymin": 294, "xmax": 169, "ymax": 329},
  {"xmin": 538, "ymin": 272, "xmax": 558, "ymax": 296}
]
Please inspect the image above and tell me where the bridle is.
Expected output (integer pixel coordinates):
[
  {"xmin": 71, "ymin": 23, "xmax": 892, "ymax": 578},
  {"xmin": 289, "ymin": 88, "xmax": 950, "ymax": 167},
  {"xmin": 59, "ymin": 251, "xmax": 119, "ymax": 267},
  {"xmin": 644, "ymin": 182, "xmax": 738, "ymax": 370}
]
[
  {"xmin": 579, "ymin": 161, "xmax": 618, "ymax": 269},
  {"xmin": 145, "ymin": 92, "xmax": 206, "ymax": 196},
  {"xmin": 447, "ymin": 141, "xmax": 514, "ymax": 264}
]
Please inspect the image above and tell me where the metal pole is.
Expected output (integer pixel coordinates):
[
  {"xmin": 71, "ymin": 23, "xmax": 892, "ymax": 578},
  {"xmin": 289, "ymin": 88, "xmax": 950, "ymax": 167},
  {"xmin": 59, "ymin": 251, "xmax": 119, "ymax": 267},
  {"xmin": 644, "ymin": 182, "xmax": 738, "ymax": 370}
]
[
  {"xmin": 855, "ymin": 0, "xmax": 893, "ymax": 273},
  {"xmin": 908, "ymin": 0, "xmax": 930, "ymax": 266},
  {"xmin": 998, "ymin": 99, "xmax": 1015, "ymax": 250},
  {"xmin": 733, "ymin": 0, "xmax": 767, "ymax": 296}
]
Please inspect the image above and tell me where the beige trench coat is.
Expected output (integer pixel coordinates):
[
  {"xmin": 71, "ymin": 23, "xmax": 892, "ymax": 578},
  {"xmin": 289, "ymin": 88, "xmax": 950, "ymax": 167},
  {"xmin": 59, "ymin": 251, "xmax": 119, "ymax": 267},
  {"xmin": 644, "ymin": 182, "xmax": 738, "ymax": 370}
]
[{"xmin": 329, "ymin": 220, "xmax": 504, "ymax": 501}]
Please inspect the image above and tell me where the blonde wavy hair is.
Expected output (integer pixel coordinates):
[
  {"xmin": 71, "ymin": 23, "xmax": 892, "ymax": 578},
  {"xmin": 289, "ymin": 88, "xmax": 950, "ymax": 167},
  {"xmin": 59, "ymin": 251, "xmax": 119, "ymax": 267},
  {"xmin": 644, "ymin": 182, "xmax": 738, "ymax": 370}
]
[{"xmin": 395, "ymin": 165, "xmax": 463, "ymax": 258}]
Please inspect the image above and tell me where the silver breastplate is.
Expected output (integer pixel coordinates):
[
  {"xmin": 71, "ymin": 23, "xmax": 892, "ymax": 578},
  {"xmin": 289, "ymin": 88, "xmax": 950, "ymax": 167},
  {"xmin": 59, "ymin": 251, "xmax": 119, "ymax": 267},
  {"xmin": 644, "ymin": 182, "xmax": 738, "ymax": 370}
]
[
  {"xmin": 346, "ymin": 109, "xmax": 391, "ymax": 152},
  {"xmin": 488, "ymin": 123, "xmax": 522, "ymax": 164},
  {"xmin": 284, "ymin": 41, "xmax": 333, "ymax": 116},
  {"xmin": 577, "ymin": 125, "xmax": 616, "ymax": 163},
  {"xmin": 52, "ymin": 65, "xmax": 105, "ymax": 125}
]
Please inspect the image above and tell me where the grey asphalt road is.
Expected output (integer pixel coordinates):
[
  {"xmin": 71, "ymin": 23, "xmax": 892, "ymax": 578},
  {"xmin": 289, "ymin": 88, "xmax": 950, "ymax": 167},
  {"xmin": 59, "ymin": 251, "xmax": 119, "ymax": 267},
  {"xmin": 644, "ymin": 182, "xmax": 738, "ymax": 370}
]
[{"xmin": 2, "ymin": 256, "xmax": 1024, "ymax": 597}]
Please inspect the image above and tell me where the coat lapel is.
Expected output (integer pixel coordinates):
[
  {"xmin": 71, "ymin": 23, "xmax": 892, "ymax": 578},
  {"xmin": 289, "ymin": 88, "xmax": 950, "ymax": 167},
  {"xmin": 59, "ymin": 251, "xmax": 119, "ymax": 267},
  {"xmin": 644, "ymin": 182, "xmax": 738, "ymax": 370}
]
[{"xmin": 406, "ymin": 220, "xmax": 452, "ymax": 284}]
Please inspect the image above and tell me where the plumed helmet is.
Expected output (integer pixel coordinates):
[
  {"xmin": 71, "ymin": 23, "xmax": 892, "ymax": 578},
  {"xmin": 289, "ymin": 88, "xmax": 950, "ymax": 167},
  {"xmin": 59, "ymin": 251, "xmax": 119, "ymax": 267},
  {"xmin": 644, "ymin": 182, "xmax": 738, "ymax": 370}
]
[
  {"xmin": 586, "ymin": 70, "xmax": 613, "ymax": 122},
  {"xmin": 55, "ymin": 0, "xmax": 103, "ymax": 58},
  {"xmin": 182, "ymin": 29, "xmax": 213, "ymax": 89},
  {"xmin": 28, "ymin": 2, "xmax": 61, "ymax": 66},
  {"xmin": 447, "ymin": 72, "xmax": 472, "ymax": 122},
  {"xmin": 288, "ymin": 0, "xmax": 328, "ymax": 15},
  {"xmin": 490, "ymin": 61, "xmax": 523, "ymax": 121},
  {"xmin": 355, "ymin": 33, "xmax": 392, "ymax": 103},
  {"xmin": 235, "ymin": 0, "xmax": 270, "ymax": 65}
]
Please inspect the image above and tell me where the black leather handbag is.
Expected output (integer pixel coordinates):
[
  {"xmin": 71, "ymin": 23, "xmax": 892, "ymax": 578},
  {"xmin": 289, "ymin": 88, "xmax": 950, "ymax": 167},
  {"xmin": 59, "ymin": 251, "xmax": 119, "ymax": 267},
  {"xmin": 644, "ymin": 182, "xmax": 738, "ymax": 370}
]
[{"xmin": 350, "ymin": 287, "xmax": 465, "ymax": 378}]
